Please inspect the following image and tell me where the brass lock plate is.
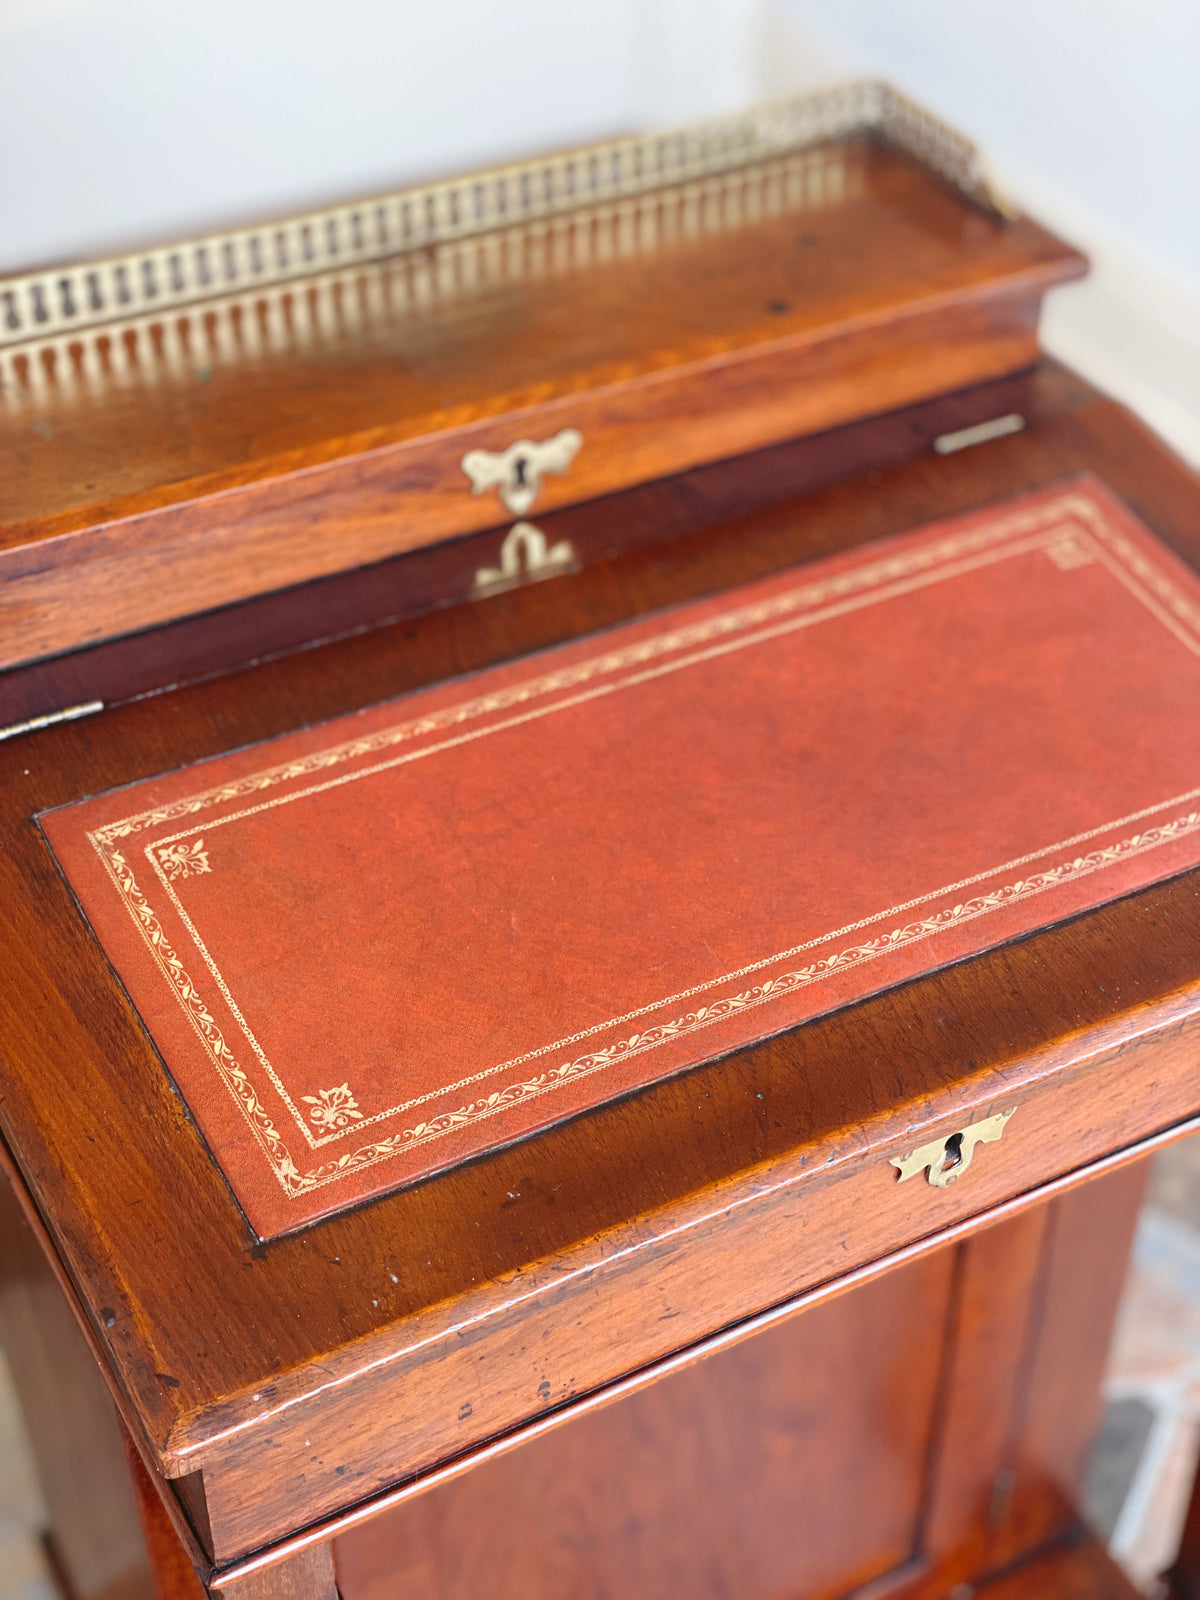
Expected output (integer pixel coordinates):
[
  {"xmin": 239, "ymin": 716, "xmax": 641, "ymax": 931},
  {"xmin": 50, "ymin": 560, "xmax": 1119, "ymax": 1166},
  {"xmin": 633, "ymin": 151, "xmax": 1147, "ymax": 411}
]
[{"xmin": 890, "ymin": 1110, "xmax": 1015, "ymax": 1188}]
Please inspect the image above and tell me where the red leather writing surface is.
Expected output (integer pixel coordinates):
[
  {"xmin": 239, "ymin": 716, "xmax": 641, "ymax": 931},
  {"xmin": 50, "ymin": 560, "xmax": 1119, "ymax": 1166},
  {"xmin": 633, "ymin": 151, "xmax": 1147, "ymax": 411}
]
[{"xmin": 42, "ymin": 479, "xmax": 1200, "ymax": 1236}]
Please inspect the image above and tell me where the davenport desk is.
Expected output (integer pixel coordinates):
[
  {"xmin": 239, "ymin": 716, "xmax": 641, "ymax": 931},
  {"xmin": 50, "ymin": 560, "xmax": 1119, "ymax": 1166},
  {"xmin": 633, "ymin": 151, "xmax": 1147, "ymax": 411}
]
[{"xmin": 2, "ymin": 87, "xmax": 1199, "ymax": 1600}]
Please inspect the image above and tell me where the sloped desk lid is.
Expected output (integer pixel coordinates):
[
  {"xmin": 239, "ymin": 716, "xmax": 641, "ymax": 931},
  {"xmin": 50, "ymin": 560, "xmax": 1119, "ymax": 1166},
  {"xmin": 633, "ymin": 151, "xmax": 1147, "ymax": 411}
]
[{"xmin": 42, "ymin": 478, "xmax": 1200, "ymax": 1236}]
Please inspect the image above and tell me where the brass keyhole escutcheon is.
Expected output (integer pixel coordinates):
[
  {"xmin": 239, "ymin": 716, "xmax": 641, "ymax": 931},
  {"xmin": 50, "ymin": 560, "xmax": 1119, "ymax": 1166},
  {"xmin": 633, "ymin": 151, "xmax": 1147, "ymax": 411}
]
[
  {"xmin": 460, "ymin": 428, "xmax": 583, "ymax": 516},
  {"xmin": 890, "ymin": 1110, "xmax": 1014, "ymax": 1189}
]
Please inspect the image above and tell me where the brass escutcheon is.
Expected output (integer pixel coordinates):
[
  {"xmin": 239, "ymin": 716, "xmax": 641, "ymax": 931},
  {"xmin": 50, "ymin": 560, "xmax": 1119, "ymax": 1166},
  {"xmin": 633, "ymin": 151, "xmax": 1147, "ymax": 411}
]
[
  {"xmin": 460, "ymin": 428, "xmax": 583, "ymax": 516},
  {"xmin": 890, "ymin": 1109, "xmax": 1015, "ymax": 1189}
]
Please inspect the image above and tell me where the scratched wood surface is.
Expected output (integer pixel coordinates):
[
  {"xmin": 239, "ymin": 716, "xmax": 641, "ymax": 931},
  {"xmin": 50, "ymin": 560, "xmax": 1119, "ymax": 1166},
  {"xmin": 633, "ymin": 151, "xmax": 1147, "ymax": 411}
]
[
  {"xmin": 0, "ymin": 1161, "xmax": 1150, "ymax": 1600},
  {"xmin": 331, "ymin": 1252, "xmax": 956, "ymax": 1600}
]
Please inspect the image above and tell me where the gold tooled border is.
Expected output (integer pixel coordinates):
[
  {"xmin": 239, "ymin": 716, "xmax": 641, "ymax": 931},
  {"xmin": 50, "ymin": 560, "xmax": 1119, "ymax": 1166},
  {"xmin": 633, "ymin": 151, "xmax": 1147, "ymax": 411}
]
[{"xmin": 85, "ymin": 487, "xmax": 1200, "ymax": 1199}]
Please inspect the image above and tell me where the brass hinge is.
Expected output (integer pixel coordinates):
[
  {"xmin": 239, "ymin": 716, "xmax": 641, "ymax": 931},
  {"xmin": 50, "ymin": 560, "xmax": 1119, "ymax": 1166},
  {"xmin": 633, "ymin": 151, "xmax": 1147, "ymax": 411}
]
[
  {"xmin": 0, "ymin": 700, "xmax": 104, "ymax": 744},
  {"xmin": 472, "ymin": 522, "xmax": 578, "ymax": 598}
]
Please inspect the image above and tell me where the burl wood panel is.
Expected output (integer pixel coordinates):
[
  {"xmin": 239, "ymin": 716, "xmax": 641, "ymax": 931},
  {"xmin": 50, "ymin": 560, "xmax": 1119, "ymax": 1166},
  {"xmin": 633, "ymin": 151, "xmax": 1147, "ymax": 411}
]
[
  {"xmin": 333, "ymin": 1255, "xmax": 954, "ymax": 1600},
  {"xmin": 0, "ymin": 366, "xmax": 1195, "ymax": 1562},
  {"xmin": 0, "ymin": 143, "xmax": 1082, "ymax": 668}
]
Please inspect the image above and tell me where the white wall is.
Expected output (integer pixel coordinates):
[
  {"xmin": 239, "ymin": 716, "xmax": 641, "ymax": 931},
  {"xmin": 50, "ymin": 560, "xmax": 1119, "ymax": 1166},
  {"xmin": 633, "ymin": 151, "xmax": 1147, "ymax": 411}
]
[
  {"xmin": 0, "ymin": 0, "xmax": 764, "ymax": 272},
  {"xmin": 0, "ymin": 0, "xmax": 630, "ymax": 269},
  {"xmin": 767, "ymin": 0, "xmax": 1200, "ymax": 463},
  {"xmin": 2, "ymin": 0, "xmax": 1196, "ymax": 461},
  {"xmin": 773, "ymin": 0, "xmax": 1199, "ymax": 280}
]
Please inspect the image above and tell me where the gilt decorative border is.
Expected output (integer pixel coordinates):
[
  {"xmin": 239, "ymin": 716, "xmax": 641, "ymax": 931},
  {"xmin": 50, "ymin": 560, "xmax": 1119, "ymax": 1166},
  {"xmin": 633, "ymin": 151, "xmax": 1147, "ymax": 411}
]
[{"xmin": 83, "ymin": 489, "xmax": 1200, "ymax": 1199}]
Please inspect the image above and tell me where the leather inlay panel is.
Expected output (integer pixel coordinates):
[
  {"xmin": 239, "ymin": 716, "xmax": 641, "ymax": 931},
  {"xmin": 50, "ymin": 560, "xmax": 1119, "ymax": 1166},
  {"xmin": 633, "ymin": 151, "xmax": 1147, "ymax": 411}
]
[{"xmin": 40, "ymin": 477, "xmax": 1200, "ymax": 1235}]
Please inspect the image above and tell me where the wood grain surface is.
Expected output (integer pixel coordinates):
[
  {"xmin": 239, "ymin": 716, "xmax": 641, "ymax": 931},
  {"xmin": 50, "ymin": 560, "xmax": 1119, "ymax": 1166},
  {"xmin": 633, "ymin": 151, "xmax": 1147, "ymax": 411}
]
[
  {"xmin": 0, "ymin": 143, "xmax": 1082, "ymax": 669},
  {"xmin": 122, "ymin": 1439, "xmax": 207, "ymax": 1600},
  {"xmin": 210, "ymin": 1545, "xmax": 336, "ymax": 1600},
  {"xmin": 0, "ymin": 1154, "xmax": 1156, "ymax": 1599},
  {"xmin": 0, "ymin": 362, "xmax": 1197, "ymax": 1564},
  {"xmin": 331, "ymin": 1254, "xmax": 955, "ymax": 1600},
  {"xmin": 1167, "ymin": 1454, "xmax": 1200, "ymax": 1599},
  {"xmin": 328, "ymin": 1167, "xmax": 1146, "ymax": 1600},
  {"xmin": 0, "ymin": 1169, "xmax": 155, "ymax": 1600}
]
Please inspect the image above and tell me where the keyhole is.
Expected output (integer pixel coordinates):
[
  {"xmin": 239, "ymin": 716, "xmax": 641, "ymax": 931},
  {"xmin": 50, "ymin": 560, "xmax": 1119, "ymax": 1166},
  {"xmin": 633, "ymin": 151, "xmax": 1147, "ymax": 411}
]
[
  {"xmin": 513, "ymin": 456, "xmax": 528, "ymax": 487},
  {"xmin": 942, "ymin": 1131, "xmax": 964, "ymax": 1172}
]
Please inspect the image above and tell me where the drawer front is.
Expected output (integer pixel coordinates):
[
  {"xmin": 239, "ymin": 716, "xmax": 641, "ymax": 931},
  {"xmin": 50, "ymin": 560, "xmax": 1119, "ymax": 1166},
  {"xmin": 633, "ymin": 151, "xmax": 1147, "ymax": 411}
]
[{"xmin": 188, "ymin": 1009, "xmax": 1200, "ymax": 1560}]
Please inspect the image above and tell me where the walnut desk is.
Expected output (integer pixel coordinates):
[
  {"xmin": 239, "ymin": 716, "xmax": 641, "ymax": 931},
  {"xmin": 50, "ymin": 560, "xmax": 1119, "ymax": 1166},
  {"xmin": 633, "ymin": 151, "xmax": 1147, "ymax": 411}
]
[{"xmin": 2, "ymin": 92, "xmax": 1200, "ymax": 1600}]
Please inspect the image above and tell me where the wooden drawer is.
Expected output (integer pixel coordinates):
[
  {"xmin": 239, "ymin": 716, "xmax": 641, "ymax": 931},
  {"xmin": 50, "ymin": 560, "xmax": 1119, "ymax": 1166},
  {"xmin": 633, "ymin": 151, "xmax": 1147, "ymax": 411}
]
[
  {"xmin": 324, "ymin": 1181, "xmax": 1148, "ymax": 1600},
  {"xmin": 164, "ymin": 986, "xmax": 1200, "ymax": 1559}
]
